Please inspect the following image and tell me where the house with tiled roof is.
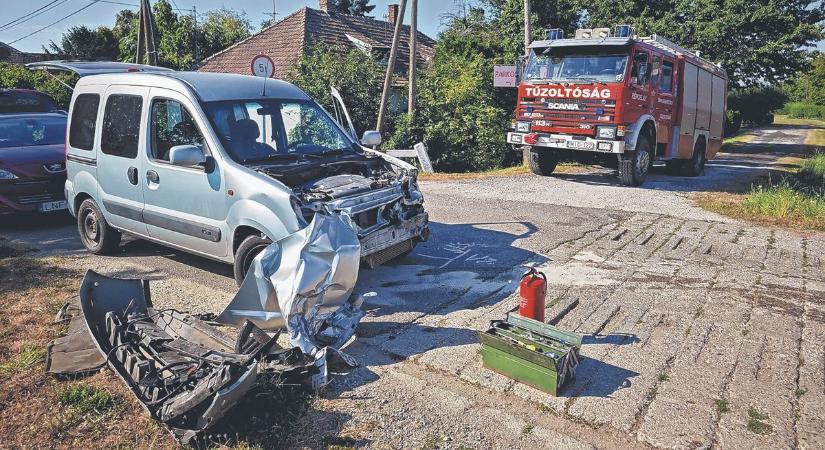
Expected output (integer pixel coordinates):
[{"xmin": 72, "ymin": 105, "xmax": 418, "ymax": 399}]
[
  {"xmin": 198, "ymin": 2, "xmax": 435, "ymax": 85},
  {"xmin": 0, "ymin": 42, "xmax": 47, "ymax": 65}
]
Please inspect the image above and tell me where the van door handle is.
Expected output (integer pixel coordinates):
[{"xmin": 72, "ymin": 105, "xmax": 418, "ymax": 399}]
[
  {"xmin": 146, "ymin": 170, "xmax": 159, "ymax": 184},
  {"xmin": 127, "ymin": 167, "xmax": 138, "ymax": 185}
]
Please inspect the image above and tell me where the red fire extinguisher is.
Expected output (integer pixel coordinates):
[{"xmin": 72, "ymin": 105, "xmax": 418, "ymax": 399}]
[{"xmin": 519, "ymin": 267, "xmax": 547, "ymax": 322}]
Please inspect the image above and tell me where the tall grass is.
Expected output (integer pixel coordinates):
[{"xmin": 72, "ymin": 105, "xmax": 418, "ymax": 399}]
[
  {"xmin": 742, "ymin": 184, "xmax": 825, "ymax": 220},
  {"xmin": 799, "ymin": 153, "xmax": 825, "ymax": 185}
]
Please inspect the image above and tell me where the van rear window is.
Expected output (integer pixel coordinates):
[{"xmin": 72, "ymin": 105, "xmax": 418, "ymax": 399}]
[
  {"xmin": 69, "ymin": 94, "xmax": 100, "ymax": 150},
  {"xmin": 101, "ymin": 94, "xmax": 142, "ymax": 158}
]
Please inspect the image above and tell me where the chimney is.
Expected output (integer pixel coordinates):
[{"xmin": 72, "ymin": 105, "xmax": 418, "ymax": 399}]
[
  {"xmin": 319, "ymin": 0, "xmax": 329, "ymax": 12},
  {"xmin": 387, "ymin": 4, "xmax": 399, "ymax": 25}
]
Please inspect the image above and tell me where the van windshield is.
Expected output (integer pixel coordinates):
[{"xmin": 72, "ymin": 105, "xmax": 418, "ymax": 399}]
[
  {"xmin": 203, "ymin": 99, "xmax": 357, "ymax": 164},
  {"xmin": 524, "ymin": 48, "xmax": 629, "ymax": 82}
]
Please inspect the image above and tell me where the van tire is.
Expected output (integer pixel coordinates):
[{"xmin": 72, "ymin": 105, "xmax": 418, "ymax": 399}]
[
  {"xmin": 618, "ymin": 138, "xmax": 652, "ymax": 186},
  {"xmin": 234, "ymin": 234, "xmax": 272, "ymax": 286},
  {"xmin": 77, "ymin": 198, "xmax": 121, "ymax": 254},
  {"xmin": 527, "ymin": 147, "xmax": 558, "ymax": 176}
]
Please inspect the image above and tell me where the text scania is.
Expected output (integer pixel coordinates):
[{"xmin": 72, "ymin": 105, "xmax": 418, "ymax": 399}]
[{"xmin": 525, "ymin": 86, "xmax": 612, "ymax": 99}]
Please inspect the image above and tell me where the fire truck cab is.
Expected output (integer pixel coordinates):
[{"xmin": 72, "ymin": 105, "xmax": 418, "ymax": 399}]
[{"xmin": 508, "ymin": 27, "xmax": 728, "ymax": 186}]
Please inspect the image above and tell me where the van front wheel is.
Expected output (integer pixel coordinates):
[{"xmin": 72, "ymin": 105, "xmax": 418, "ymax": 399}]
[
  {"xmin": 234, "ymin": 234, "xmax": 272, "ymax": 286},
  {"xmin": 77, "ymin": 198, "xmax": 121, "ymax": 254}
]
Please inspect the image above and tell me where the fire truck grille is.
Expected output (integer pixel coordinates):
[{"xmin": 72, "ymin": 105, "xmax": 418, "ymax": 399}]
[{"xmin": 518, "ymin": 98, "xmax": 616, "ymax": 127}]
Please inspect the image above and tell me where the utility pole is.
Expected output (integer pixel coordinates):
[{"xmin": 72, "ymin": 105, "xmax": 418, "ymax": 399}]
[
  {"xmin": 136, "ymin": 0, "xmax": 158, "ymax": 65},
  {"xmin": 376, "ymin": 0, "xmax": 406, "ymax": 134},
  {"xmin": 523, "ymin": 0, "xmax": 531, "ymax": 56},
  {"xmin": 192, "ymin": 5, "xmax": 199, "ymax": 69},
  {"xmin": 408, "ymin": 0, "xmax": 417, "ymax": 121}
]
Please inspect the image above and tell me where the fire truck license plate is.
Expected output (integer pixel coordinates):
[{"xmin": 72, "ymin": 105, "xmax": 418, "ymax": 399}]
[{"xmin": 566, "ymin": 141, "xmax": 595, "ymax": 150}]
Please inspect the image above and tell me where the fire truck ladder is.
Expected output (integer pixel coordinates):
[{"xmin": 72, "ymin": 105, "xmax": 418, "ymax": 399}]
[{"xmin": 639, "ymin": 34, "xmax": 725, "ymax": 76}]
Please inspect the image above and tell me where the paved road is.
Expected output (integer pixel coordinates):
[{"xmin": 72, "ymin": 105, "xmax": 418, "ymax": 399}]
[{"xmin": 2, "ymin": 124, "xmax": 823, "ymax": 449}]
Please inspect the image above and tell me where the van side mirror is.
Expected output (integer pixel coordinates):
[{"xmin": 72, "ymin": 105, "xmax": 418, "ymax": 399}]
[
  {"xmin": 169, "ymin": 144, "xmax": 205, "ymax": 168},
  {"xmin": 361, "ymin": 130, "xmax": 382, "ymax": 146}
]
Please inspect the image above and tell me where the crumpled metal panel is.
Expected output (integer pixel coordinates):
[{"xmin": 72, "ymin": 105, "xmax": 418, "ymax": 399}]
[{"xmin": 216, "ymin": 211, "xmax": 363, "ymax": 355}]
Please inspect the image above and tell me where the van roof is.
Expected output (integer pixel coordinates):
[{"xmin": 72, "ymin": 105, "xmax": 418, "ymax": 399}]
[{"xmin": 76, "ymin": 71, "xmax": 311, "ymax": 102}]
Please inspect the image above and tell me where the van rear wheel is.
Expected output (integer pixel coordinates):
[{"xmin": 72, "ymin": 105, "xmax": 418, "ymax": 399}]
[
  {"xmin": 234, "ymin": 234, "xmax": 272, "ymax": 286},
  {"xmin": 77, "ymin": 198, "xmax": 121, "ymax": 254},
  {"xmin": 527, "ymin": 147, "xmax": 559, "ymax": 176}
]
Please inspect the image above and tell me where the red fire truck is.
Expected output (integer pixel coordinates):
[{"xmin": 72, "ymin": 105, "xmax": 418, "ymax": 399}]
[{"xmin": 508, "ymin": 26, "xmax": 728, "ymax": 186}]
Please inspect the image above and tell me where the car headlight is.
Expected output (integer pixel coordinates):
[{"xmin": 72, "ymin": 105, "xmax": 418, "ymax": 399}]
[
  {"xmin": 515, "ymin": 121, "xmax": 531, "ymax": 133},
  {"xmin": 0, "ymin": 169, "xmax": 18, "ymax": 180},
  {"xmin": 596, "ymin": 126, "xmax": 617, "ymax": 139}
]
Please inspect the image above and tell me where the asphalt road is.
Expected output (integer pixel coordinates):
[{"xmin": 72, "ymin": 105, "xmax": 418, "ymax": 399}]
[{"xmin": 1, "ymin": 123, "xmax": 820, "ymax": 449}]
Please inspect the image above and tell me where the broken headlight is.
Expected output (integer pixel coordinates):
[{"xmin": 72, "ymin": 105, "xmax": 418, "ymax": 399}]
[
  {"xmin": 596, "ymin": 125, "xmax": 617, "ymax": 139},
  {"xmin": 515, "ymin": 121, "xmax": 531, "ymax": 133}
]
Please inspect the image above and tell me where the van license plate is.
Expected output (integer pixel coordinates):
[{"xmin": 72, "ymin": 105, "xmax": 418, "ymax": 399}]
[
  {"xmin": 38, "ymin": 200, "xmax": 67, "ymax": 212},
  {"xmin": 566, "ymin": 141, "xmax": 595, "ymax": 150}
]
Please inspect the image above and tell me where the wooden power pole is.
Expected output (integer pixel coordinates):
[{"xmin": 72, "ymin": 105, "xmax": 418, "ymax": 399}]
[
  {"xmin": 136, "ymin": 0, "xmax": 158, "ymax": 65},
  {"xmin": 523, "ymin": 0, "xmax": 531, "ymax": 56},
  {"xmin": 408, "ymin": 0, "xmax": 417, "ymax": 121},
  {"xmin": 376, "ymin": 0, "xmax": 407, "ymax": 133}
]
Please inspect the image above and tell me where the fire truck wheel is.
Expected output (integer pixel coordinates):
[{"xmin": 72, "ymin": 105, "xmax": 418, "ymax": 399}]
[
  {"xmin": 683, "ymin": 140, "xmax": 707, "ymax": 177},
  {"xmin": 618, "ymin": 139, "xmax": 651, "ymax": 186},
  {"xmin": 527, "ymin": 147, "xmax": 559, "ymax": 176}
]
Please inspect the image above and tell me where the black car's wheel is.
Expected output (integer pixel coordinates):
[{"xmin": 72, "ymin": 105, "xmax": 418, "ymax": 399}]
[
  {"xmin": 77, "ymin": 198, "xmax": 121, "ymax": 254},
  {"xmin": 234, "ymin": 234, "xmax": 272, "ymax": 286},
  {"xmin": 527, "ymin": 147, "xmax": 559, "ymax": 176},
  {"xmin": 618, "ymin": 137, "xmax": 652, "ymax": 186}
]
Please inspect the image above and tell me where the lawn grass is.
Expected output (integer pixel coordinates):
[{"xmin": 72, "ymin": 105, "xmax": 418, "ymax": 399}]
[{"xmin": 696, "ymin": 118, "xmax": 825, "ymax": 232}]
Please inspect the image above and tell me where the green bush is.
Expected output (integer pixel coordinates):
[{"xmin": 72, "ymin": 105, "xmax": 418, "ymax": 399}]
[
  {"xmin": 800, "ymin": 153, "xmax": 825, "ymax": 186},
  {"xmin": 0, "ymin": 62, "xmax": 76, "ymax": 109},
  {"xmin": 724, "ymin": 109, "xmax": 742, "ymax": 136},
  {"xmin": 784, "ymin": 102, "xmax": 825, "ymax": 120},
  {"xmin": 729, "ymin": 86, "xmax": 787, "ymax": 126}
]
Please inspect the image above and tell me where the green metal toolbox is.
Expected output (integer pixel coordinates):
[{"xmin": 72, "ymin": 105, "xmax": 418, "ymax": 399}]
[{"xmin": 478, "ymin": 313, "xmax": 582, "ymax": 395}]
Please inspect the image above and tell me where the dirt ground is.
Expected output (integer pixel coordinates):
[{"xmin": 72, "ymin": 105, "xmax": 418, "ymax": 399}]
[{"xmin": 1, "ymin": 122, "xmax": 823, "ymax": 449}]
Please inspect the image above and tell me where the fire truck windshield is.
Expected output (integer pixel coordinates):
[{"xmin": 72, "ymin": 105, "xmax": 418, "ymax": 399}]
[{"xmin": 524, "ymin": 48, "xmax": 629, "ymax": 83}]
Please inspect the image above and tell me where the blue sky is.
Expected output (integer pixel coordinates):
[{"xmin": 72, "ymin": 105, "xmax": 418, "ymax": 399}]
[{"xmin": 1, "ymin": 0, "xmax": 464, "ymax": 53}]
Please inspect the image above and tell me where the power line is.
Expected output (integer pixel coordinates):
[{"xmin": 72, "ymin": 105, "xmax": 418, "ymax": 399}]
[
  {"xmin": 8, "ymin": 0, "xmax": 102, "ymax": 45},
  {"xmin": 0, "ymin": 0, "xmax": 70, "ymax": 32}
]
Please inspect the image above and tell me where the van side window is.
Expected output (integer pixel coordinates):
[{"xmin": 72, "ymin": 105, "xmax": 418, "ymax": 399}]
[
  {"xmin": 150, "ymin": 99, "xmax": 204, "ymax": 162},
  {"xmin": 660, "ymin": 61, "xmax": 675, "ymax": 92},
  {"xmin": 630, "ymin": 51, "xmax": 650, "ymax": 85},
  {"xmin": 101, "ymin": 94, "xmax": 142, "ymax": 158},
  {"xmin": 69, "ymin": 94, "xmax": 99, "ymax": 151}
]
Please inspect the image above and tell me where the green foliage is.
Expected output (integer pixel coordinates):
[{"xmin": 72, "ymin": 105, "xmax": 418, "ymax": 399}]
[
  {"xmin": 327, "ymin": 0, "xmax": 377, "ymax": 16},
  {"xmin": 0, "ymin": 63, "xmax": 75, "ymax": 108},
  {"xmin": 784, "ymin": 53, "xmax": 825, "ymax": 105},
  {"xmin": 800, "ymin": 154, "xmax": 825, "ymax": 186},
  {"xmin": 45, "ymin": 26, "xmax": 120, "ymax": 60},
  {"xmin": 578, "ymin": 0, "xmax": 824, "ymax": 87},
  {"xmin": 742, "ymin": 184, "xmax": 825, "ymax": 221},
  {"xmin": 200, "ymin": 8, "xmax": 253, "ymax": 59},
  {"xmin": 725, "ymin": 109, "xmax": 742, "ymax": 136},
  {"xmin": 729, "ymin": 86, "xmax": 787, "ymax": 126},
  {"xmin": 784, "ymin": 102, "xmax": 825, "ymax": 121},
  {"xmin": 287, "ymin": 43, "xmax": 385, "ymax": 137}
]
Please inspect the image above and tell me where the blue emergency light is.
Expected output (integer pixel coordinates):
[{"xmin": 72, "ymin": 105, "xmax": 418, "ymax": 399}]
[
  {"xmin": 546, "ymin": 28, "xmax": 564, "ymax": 40},
  {"xmin": 616, "ymin": 25, "xmax": 633, "ymax": 38}
]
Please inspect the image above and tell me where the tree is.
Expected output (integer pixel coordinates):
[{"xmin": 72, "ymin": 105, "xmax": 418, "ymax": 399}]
[
  {"xmin": 44, "ymin": 26, "xmax": 119, "ymax": 60},
  {"xmin": 580, "ymin": 0, "xmax": 824, "ymax": 86},
  {"xmin": 785, "ymin": 53, "xmax": 825, "ymax": 105},
  {"xmin": 288, "ymin": 43, "xmax": 386, "ymax": 136},
  {"xmin": 0, "ymin": 62, "xmax": 75, "ymax": 108},
  {"xmin": 328, "ymin": 0, "xmax": 376, "ymax": 16},
  {"xmin": 200, "ymin": 8, "xmax": 253, "ymax": 60}
]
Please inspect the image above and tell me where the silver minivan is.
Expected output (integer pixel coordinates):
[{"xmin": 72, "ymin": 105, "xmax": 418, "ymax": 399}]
[{"xmin": 46, "ymin": 62, "xmax": 429, "ymax": 284}]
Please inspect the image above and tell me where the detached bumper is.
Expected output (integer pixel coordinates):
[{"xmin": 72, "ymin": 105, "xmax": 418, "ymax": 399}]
[{"xmin": 508, "ymin": 132, "xmax": 626, "ymax": 154}]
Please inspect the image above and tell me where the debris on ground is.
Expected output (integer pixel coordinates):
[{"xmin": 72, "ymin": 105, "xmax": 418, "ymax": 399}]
[{"xmin": 479, "ymin": 312, "xmax": 582, "ymax": 396}]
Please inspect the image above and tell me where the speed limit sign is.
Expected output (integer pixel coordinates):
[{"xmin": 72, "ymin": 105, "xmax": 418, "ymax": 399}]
[{"xmin": 251, "ymin": 54, "xmax": 275, "ymax": 78}]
